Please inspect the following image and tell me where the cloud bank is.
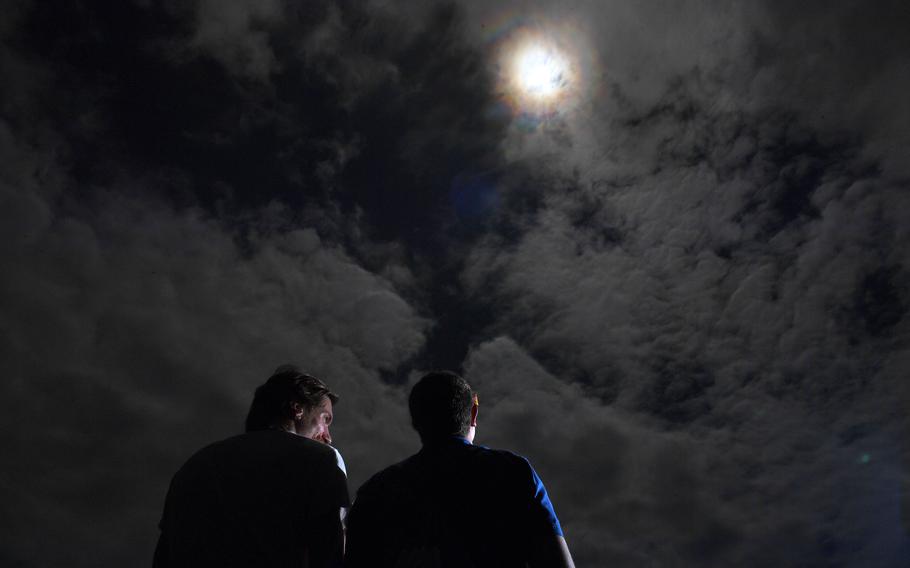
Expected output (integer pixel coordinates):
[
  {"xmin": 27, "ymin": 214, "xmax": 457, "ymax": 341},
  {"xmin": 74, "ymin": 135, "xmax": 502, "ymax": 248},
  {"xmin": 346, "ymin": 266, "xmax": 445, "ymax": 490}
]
[{"xmin": 1, "ymin": 0, "xmax": 908, "ymax": 566}]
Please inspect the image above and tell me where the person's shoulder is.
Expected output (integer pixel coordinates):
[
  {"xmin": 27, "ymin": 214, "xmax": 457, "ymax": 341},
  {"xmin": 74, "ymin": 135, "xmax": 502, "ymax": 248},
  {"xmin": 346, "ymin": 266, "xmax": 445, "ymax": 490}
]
[
  {"xmin": 171, "ymin": 434, "xmax": 244, "ymax": 481},
  {"xmin": 276, "ymin": 430, "xmax": 337, "ymax": 455},
  {"xmin": 356, "ymin": 454, "xmax": 417, "ymax": 497},
  {"xmin": 179, "ymin": 433, "xmax": 244, "ymax": 464},
  {"xmin": 262, "ymin": 431, "xmax": 341, "ymax": 471},
  {"xmin": 186, "ymin": 431, "xmax": 336, "ymax": 468},
  {"xmin": 470, "ymin": 444, "xmax": 534, "ymax": 471},
  {"xmin": 361, "ymin": 457, "xmax": 410, "ymax": 486}
]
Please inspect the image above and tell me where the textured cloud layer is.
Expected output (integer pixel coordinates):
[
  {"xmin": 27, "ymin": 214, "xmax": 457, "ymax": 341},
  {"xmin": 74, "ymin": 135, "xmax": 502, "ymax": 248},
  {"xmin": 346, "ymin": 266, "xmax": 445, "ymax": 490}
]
[
  {"xmin": 0, "ymin": 16, "xmax": 428, "ymax": 560},
  {"xmin": 1, "ymin": 1, "xmax": 908, "ymax": 566},
  {"xmin": 457, "ymin": 1, "xmax": 910, "ymax": 564},
  {"xmin": 0, "ymin": 131, "xmax": 430, "ymax": 567}
]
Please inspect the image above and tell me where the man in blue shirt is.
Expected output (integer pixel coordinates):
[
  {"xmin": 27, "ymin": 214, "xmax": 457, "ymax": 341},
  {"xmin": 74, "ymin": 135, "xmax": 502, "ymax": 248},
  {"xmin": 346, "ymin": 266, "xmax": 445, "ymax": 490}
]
[{"xmin": 345, "ymin": 371, "xmax": 575, "ymax": 568}]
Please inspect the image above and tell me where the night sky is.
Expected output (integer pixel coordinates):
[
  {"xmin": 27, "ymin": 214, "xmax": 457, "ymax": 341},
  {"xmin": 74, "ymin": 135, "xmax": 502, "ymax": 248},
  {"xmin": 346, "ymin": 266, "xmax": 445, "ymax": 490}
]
[{"xmin": 2, "ymin": 1, "xmax": 909, "ymax": 566}]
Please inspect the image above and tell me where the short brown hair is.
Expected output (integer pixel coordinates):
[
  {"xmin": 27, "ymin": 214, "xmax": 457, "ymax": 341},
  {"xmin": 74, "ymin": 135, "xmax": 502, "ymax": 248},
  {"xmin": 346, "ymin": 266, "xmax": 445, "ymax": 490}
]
[
  {"xmin": 245, "ymin": 365, "xmax": 337, "ymax": 432},
  {"xmin": 409, "ymin": 371, "xmax": 474, "ymax": 441}
]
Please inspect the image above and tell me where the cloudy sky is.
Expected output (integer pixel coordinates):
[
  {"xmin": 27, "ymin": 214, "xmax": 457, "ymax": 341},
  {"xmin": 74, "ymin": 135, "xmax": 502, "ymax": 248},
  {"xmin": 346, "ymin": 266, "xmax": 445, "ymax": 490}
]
[{"xmin": 2, "ymin": 1, "xmax": 909, "ymax": 566}]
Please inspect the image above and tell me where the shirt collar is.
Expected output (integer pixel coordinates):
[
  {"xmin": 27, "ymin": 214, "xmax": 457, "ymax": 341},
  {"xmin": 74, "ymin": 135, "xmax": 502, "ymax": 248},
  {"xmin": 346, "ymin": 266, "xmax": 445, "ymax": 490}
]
[{"xmin": 422, "ymin": 435, "xmax": 472, "ymax": 448}]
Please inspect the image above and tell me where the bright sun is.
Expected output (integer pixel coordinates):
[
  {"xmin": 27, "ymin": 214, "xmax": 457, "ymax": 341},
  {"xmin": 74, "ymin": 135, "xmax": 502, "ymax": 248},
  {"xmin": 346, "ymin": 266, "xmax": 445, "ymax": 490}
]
[
  {"xmin": 515, "ymin": 45, "xmax": 568, "ymax": 99},
  {"xmin": 496, "ymin": 26, "xmax": 583, "ymax": 116}
]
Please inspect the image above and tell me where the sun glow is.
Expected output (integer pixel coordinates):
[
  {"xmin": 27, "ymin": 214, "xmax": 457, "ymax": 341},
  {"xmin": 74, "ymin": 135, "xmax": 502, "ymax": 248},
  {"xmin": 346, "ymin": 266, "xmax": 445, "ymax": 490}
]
[
  {"xmin": 515, "ymin": 45, "xmax": 568, "ymax": 99},
  {"xmin": 492, "ymin": 21, "xmax": 589, "ymax": 118}
]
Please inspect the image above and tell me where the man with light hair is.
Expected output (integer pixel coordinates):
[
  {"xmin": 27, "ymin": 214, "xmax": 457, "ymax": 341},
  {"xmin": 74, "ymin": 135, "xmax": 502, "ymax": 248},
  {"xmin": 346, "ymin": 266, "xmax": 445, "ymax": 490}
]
[{"xmin": 154, "ymin": 365, "xmax": 348, "ymax": 568}]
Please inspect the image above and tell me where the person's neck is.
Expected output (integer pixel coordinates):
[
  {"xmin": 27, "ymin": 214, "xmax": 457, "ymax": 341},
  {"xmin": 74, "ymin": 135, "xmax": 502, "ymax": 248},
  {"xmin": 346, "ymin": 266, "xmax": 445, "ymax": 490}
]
[
  {"xmin": 268, "ymin": 420, "xmax": 296, "ymax": 435},
  {"xmin": 422, "ymin": 435, "xmax": 471, "ymax": 447}
]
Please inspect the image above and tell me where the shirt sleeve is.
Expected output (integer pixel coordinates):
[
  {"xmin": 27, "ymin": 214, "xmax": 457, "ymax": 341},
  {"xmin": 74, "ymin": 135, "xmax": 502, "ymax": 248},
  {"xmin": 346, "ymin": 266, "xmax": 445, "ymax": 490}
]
[
  {"xmin": 327, "ymin": 451, "xmax": 351, "ymax": 508},
  {"xmin": 306, "ymin": 451, "xmax": 350, "ymax": 568},
  {"xmin": 524, "ymin": 458, "xmax": 564, "ymax": 537},
  {"xmin": 330, "ymin": 445, "xmax": 347, "ymax": 477},
  {"xmin": 329, "ymin": 446, "xmax": 349, "ymax": 526}
]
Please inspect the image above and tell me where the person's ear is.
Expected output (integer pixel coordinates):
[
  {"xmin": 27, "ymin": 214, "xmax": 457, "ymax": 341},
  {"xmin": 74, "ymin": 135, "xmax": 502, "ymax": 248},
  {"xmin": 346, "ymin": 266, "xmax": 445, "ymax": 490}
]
[
  {"xmin": 290, "ymin": 401, "xmax": 305, "ymax": 420},
  {"xmin": 470, "ymin": 401, "xmax": 478, "ymax": 428}
]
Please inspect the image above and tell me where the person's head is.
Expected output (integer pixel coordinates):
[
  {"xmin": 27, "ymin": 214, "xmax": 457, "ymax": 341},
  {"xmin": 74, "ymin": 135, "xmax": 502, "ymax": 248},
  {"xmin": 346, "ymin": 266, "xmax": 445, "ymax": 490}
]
[
  {"xmin": 409, "ymin": 371, "xmax": 479, "ymax": 444},
  {"xmin": 245, "ymin": 365, "xmax": 338, "ymax": 444}
]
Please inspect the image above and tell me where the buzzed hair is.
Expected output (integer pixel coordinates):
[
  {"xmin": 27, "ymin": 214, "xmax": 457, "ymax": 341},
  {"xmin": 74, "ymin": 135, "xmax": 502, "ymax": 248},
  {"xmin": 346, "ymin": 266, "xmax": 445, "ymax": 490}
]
[{"xmin": 408, "ymin": 371, "xmax": 474, "ymax": 441}]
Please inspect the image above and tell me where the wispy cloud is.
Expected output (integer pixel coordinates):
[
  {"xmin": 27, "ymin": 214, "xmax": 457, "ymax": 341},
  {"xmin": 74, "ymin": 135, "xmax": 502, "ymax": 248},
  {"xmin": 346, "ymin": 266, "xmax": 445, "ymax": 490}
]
[{"xmin": 1, "ymin": 0, "xmax": 908, "ymax": 565}]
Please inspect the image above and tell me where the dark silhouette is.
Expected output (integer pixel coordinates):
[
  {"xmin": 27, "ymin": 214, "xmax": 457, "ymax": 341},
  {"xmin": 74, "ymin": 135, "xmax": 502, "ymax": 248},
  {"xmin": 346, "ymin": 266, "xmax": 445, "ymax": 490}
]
[
  {"xmin": 345, "ymin": 371, "xmax": 575, "ymax": 568},
  {"xmin": 154, "ymin": 366, "xmax": 348, "ymax": 568}
]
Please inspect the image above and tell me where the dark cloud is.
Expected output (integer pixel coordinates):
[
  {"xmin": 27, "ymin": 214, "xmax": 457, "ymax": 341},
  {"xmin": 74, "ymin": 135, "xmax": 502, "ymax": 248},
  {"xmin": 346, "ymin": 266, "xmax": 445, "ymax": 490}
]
[
  {"xmin": 0, "ymin": 156, "xmax": 428, "ymax": 565},
  {"xmin": 1, "ymin": 6, "xmax": 428, "ymax": 561},
  {"xmin": 1, "ymin": 0, "xmax": 909, "ymax": 566},
  {"xmin": 456, "ymin": 1, "xmax": 910, "ymax": 563}
]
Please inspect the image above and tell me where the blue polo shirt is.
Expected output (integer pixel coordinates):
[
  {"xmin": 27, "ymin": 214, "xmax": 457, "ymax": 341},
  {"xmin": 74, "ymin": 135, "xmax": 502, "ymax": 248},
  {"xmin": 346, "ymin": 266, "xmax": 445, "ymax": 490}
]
[{"xmin": 346, "ymin": 437, "xmax": 563, "ymax": 567}]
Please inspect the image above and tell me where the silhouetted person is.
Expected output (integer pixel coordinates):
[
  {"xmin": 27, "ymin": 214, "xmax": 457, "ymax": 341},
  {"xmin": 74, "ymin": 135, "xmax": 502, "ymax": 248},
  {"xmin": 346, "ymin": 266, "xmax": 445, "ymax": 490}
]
[
  {"xmin": 154, "ymin": 366, "xmax": 349, "ymax": 568},
  {"xmin": 345, "ymin": 371, "xmax": 575, "ymax": 568}
]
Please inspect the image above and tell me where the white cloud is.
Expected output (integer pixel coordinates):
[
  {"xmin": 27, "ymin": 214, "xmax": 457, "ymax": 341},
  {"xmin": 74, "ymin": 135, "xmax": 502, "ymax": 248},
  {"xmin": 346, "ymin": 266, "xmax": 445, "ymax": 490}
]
[
  {"xmin": 0, "ymin": 115, "xmax": 429, "ymax": 565},
  {"xmin": 191, "ymin": 0, "xmax": 284, "ymax": 80},
  {"xmin": 458, "ymin": 4, "xmax": 910, "ymax": 561},
  {"xmin": 463, "ymin": 329, "xmax": 909, "ymax": 564},
  {"xmin": 3, "ymin": 1, "xmax": 908, "ymax": 565},
  {"xmin": 464, "ymin": 337, "xmax": 745, "ymax": 565}
]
